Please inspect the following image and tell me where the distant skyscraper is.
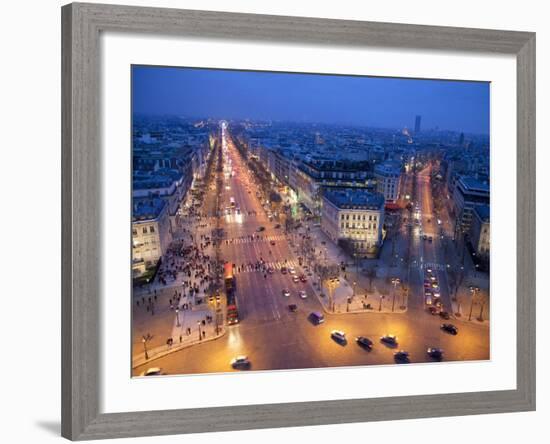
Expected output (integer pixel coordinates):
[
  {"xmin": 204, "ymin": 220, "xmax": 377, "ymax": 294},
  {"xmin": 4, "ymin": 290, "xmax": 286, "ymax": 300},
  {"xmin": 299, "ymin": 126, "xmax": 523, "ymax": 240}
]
[
  {"xmin": 459, "ymin": 132, "xmax": 465, "ymax": 146},
  {"xmin": 414, "ymin": 115, "xmax": 422, "ymax": 134}
]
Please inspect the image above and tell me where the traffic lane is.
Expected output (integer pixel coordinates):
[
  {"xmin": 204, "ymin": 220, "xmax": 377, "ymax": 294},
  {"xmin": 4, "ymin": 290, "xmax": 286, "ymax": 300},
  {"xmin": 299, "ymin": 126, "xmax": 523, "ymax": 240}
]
[{"xmin": 134, "ymin": 307, "xmax": 489, "ymax": 376}]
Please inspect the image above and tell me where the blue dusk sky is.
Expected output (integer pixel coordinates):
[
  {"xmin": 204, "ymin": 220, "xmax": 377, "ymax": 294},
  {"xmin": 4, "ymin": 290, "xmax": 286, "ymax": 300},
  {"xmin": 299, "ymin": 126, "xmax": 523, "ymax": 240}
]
[{"xmin": 132, "ymin": 65, "xmax": 490, "ymax": 135}]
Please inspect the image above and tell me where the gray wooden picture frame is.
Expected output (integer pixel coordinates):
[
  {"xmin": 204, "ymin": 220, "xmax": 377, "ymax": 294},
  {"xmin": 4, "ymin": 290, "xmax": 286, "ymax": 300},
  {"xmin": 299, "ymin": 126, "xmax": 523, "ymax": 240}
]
[{"xmin": 61, "ymin": 2, "xmax": 536, "ymax": 440}]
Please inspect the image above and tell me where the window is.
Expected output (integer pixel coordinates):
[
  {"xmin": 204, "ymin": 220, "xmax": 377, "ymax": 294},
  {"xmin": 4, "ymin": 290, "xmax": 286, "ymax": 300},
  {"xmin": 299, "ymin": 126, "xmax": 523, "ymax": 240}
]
[
  {"xmin": 132, "ymin": 228, "xmax": 137, "ymax": 236},
  {"xmin": 142, "ymin": 227, "xmax": 147, "ymax": 234},
  {"xmin": 150, "ymin": 226, "xmax": 155, "ymax": 233}
]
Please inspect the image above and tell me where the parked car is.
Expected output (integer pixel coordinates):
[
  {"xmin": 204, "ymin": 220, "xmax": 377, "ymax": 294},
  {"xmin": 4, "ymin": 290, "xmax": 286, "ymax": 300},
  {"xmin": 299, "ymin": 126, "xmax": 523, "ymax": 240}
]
[
  {"xmin": 427, "ymin": 347, "xmax": 444, "ymax": 360},
  {"xmin": 441, "ymin": 323, "xmax": 458, "ymax": 335},
  {"xmin": 299, "ymin": 275, "xmax": 307, "ymax": 282},
  {"xmin": 288, "ymin": 304, "xmax": 298, "ymax": 312},
  {"xmin": 439, "ymin": 311, "xmax": 450, "ymax": 320},
  {"xmin": 355, "ymin": 336, "xmax": 373, "ymax": 350},
  {"xmin": 270, "ymin": 240, "xmax": 276, "ymax": 246},
  {"xmin": 257, "ymin": 226, "xmax": 265, "ymax": 232},
  {"xmin": 299, "ymin": 290, "xmax": 307, "ymax": 299},
  {"xmin": 282, "ymin": 289, "xmax": 290, "ymax": 297},
  {"xmin": 292, "ymin": 276, "xmax": 300, "ymax": 283},
  {"xmin": 427, "ymin": 306, "xmax": 439, "ymax": 315},
  {"xmin": 280, "ymin": 267, "xmax": 287, "ymax": 274}
]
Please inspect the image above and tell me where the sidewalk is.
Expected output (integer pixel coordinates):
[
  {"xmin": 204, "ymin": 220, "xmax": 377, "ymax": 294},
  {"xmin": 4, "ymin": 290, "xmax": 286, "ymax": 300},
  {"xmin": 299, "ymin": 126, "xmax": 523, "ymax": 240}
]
[
  {"xmin": 450, "ymin": 275, "xmax": 490, "ymax": 326},
  {"xmin": 304, "ymin": 226, "xmax": 408, "ymax": 315},
  {"xmin": 133, "ymin": 306, "xmax": 225, "ymax": 369}
]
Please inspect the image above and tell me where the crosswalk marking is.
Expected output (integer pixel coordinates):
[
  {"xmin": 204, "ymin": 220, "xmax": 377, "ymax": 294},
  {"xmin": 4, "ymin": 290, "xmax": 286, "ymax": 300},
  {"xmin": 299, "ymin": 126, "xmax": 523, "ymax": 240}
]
[
  {"xmin": 223, "ymin": 234, "xmax": 287, "ymax": 245},
  {"xmin": 233, "ymin": 259, "xmax": 300, "ymax": 274}
]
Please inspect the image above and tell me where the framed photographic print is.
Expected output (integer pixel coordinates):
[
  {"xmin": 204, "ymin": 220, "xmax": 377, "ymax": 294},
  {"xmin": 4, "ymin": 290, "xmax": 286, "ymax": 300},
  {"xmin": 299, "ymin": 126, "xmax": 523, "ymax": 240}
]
[{"xmin": 61, "ymin": 2, "xmax": 536, "ymax": 440}]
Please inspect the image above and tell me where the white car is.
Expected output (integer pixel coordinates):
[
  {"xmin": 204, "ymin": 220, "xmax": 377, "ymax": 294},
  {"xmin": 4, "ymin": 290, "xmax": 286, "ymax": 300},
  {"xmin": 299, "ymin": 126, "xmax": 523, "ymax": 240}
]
[
  {"xmin": 288, "ymin": 267, "xmax": 296, "ymax": 275},
  {"xmin": 282, "ymin": 289, "xmax": 290, "ymax": 297},
  {"xmin": 140, "ymin": 367, "xmax": 163, "ymax": 377},
  {"xmin": 331, "ymin": 330, "xmax": 347, "ymax": 343},
  {"xmin": 299, "ymin": 290, "xmax": 307, "ymax": 299}
]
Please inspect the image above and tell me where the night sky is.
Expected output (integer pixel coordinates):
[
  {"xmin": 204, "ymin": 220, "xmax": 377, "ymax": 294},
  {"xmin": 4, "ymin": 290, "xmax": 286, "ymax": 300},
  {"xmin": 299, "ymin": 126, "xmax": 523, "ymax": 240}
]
[{"xmin": 132, "ymin": 65, "xmax": 490, "ymax": 135}]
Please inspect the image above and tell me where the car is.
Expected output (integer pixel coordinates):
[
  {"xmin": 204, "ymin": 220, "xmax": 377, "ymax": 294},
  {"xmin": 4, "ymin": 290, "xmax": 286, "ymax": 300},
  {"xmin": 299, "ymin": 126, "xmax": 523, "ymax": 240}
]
[
  {"xmin": 140, "ymin": 367, "xmax": 163, "ymax": 377},
  {"xmin": 298, "ymin": 290, "xmax": 307, "ymax": 299},
  {"xmin": 426, "ymin": 268, "xmax": 433, "ymax": 274},
  {"xmin": 427, "ymin": 306, "xmax": 439, "ymax": 315},
  {"xmin": 394, "ymin": 350, "xmax": 410, "ymax": 363},
  {"xmin": 270, "ymin": 240, "xmax": 276, "ymax": 246},
  {"xmin": 355, "ymin": 336, "xmax": 373, "ymax": 350},
  {"xmin": 257, "ymin": 226, "xmax": 265, "ymax": 232},
  {"xmin": 231, "ymin": 356, "xmax": 251, "ymax": 369},
  {"xmin": 422, "ymin": 234, "xmax": 428, "ymax": 241},
  {"xmin": 428, "ymin": 236, "xmax": 433, "ymax": 242},
  {"xmin": 274, "ymin": 224, "xmax": 281, "ymax": 229},
  {"xmin": 431, "ymin": 283, "xmax": 440, "ymax": 289},
  {"xmin": 288, "ymin": 267, "xmax": 296, "ymax": 275},
  {"xmin": 331, "ymin": 330, "xmax": 347, "ymax": 344},
  {"xmin": 427, "ymin": 347, "xmax": 444, "ymax": 360},
  {"xmin": 309, "ymin": 311, "xmax": 325, "ymax": 325},
  {"xmin": 425, "ymin": 295, "xmax": 433, "ymax": 305},
  {"xmin": 292, "ymin": 276, "xmax": 300, "ymax": 283},
  {"xmin": 299, "ymin": 275, "xmax": 307, "ymax": 282},
  {"xmin": 433, "ymin": 291, "xmax": 441, "ymax": 298},
  {"xmin": 282, "ymin": 289, "xmax": 290, "ymax": 297},
  {"xmin": 429, "ymin": 275, "xmax": 437, "ymax": 282},
  {"xmin": 267, "ymin": 267, "xmax": 274, "ymax": 274},
  {"xmin": 441, "ymin": 323, "xmax": 458, "ymax": 335},
  {"xmin": 380, "ymin": 334, "xmax": 398, "ymax": 346},
  {"xmin": 439, "ymin": 311, "xmax": 450, "ymax": 320},
  {"xmin": 288, "ymin": 304, "xmax": 298, "ymax": 312},
  {"xmin": 280, "ymin": 267, "xmax": 288, "ymax": 274}
]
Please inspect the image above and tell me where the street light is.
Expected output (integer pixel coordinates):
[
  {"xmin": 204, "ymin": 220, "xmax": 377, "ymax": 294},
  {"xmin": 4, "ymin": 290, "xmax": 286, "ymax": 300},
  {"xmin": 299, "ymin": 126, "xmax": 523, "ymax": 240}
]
[
  {"xmin": 391, "ymin": 277, "xmax": 401, "ymax": 312},
  {"xmin": 197, "ymin": 321, "xmax": 202, "ymax": 340},
  {"xmin": 468, "ymin": 286, "xmax": 480, "ymax": 321},
  {"xmin": 142, "ymin": 333, "xmax": 151, "ymax": 360}
]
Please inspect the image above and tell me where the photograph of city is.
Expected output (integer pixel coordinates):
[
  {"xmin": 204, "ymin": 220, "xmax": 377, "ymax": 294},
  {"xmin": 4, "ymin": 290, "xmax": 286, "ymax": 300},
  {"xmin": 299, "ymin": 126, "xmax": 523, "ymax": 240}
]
[{"xmin": 131, "ymin": 66, "xmax": 490, "ymax": 377}]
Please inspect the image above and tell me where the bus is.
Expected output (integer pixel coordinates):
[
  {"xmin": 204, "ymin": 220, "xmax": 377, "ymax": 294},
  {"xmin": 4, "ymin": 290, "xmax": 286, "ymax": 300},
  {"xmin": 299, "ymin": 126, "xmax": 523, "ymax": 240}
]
[
  {"xmin": 224, "ymin": 263, "xmax": 235, "ymax": 292},
  {"xmin": 224, "ymin": 263, "xmax": 239, "ymax": 325}
]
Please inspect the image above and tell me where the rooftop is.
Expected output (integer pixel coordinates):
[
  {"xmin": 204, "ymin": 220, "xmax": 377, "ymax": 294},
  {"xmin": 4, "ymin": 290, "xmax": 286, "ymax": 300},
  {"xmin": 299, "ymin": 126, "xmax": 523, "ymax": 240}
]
[
  {"xmin": 458, "ymin": 176, "xmax": 490, "ymax": 193},
  {"xmin": 133, "ymin": 198, "xmax": 166, "ymax": 222},
  {"xmin": 474, "ymin": 204, "xmax": 490, "ymax": 222},
  {"xmin": 324, "ymin": 188, "xmax": 385, "ymax": 210}
]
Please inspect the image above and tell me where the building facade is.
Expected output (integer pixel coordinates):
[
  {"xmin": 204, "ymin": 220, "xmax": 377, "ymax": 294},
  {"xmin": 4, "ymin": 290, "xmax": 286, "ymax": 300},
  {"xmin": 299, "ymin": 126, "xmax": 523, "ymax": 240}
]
[
  {"xmin": 374, "ymin": 161, "xmax": 402, "ymax": 204},
  {"xmin": 469, "ymin": 204, "xmax": 490, "ymax": 261},
  {"xmin": 452, "ymin": 176, "xmax": 490, "ymax": 239},
  {"xmin": 321, "ymin": 188, "xmax": 385, "ymax": 257},
  {"xmin": 132, "ymin": 198, "xmax": 173, "ymax": 277}
]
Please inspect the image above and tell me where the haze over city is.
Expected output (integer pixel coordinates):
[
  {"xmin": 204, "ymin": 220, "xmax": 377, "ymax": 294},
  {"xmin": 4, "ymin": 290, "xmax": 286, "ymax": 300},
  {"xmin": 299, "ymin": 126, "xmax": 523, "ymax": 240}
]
[{"xmin": 132, "ymin": 66, "xmax": 490, "ymax": 134}]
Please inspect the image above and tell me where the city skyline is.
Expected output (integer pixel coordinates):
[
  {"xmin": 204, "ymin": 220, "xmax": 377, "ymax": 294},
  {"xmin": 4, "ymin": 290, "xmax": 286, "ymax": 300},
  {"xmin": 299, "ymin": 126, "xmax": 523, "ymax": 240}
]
[{"xmin": 132, "ymin": 66, "xmax": 490, "ymax": 135}]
